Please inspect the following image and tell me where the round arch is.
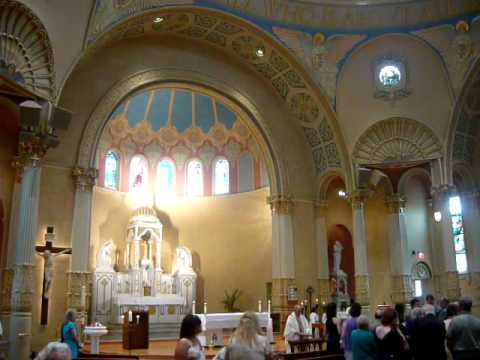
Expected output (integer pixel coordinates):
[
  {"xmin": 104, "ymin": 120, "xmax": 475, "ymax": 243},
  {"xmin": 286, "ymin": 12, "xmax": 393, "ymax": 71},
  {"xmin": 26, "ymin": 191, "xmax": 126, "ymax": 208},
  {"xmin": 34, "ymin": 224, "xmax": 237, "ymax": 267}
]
[
  {"xmin": 72, "ymin": 6, "xmax": 351, "ymax": 193},
  {"xmin": 398, "ymin": 167, "xmax": 432, "ymax": 195}
]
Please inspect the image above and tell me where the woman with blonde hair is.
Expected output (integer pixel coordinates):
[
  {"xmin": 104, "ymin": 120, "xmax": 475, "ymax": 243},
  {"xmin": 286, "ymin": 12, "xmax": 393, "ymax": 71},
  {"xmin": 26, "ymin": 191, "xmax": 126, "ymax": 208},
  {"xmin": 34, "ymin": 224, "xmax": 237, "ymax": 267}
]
[
  {"xmin": 224, "ymin": 312, "xmax": 271, "ymax": 360},
  {"xmin": 60, "ymin": 310, "xmax": 81, "ymax": 359}
]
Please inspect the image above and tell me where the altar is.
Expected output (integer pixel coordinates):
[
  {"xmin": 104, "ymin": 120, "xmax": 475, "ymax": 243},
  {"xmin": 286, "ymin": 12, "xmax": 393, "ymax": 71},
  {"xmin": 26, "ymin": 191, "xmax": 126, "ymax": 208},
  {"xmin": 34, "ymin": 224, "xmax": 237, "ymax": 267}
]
[
  {"xmin": 92, "ymin": 206, "xmax": 197, "ymax": 328},
  {"xmin": 197, "ymin": 312, "xmax": 274, "ymax": 346}
]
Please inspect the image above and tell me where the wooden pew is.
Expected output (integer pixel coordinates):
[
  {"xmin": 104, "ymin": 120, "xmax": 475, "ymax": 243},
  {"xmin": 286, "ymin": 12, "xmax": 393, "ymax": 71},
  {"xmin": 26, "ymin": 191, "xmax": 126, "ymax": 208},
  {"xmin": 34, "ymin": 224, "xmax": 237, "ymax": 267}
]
[
  {"xmin": 277, "ymin": 351, "xmax": 345, "ymax": 360},
  {"xmin": 78, "ymin": 352, "xmax": 139, "ymax": 360}
]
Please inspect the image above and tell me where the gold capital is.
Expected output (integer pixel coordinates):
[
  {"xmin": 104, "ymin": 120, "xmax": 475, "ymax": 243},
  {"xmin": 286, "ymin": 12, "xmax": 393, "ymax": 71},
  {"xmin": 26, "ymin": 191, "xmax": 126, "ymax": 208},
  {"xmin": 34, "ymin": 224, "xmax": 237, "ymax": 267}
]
[
  {"xmin": 72, "ymin": 166, "xmax": 98, "ymax": 192},
  {"xmin": 268, "ymin": 194, "xmax": 293, "ymax": 215},
  {"xmin": 348, "ymin": 189, "xmax": 370, "ymax": 209},
  {"xmin": 385, "ymin": 194, "xmax": 407, "ymax": 214}
]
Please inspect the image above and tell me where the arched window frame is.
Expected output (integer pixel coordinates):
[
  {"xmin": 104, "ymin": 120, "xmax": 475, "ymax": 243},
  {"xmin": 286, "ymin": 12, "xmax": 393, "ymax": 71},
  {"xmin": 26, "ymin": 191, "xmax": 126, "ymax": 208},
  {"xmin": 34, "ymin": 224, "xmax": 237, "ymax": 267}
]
[
  {"xmin": 185, "ymin": 159, "xmax": 204, "ymax": 197},
  {"xmin": 104, "ymin": 149, "xmax": 121, "ymax": 190},
  {"xmin": 449, "ymin": 195, "xmax": 468, "ymax": 274},
  {"xmin": 213, "ymin": 157, "xmax": 230, "ymax": 195},
  {"xmin": 156, "ymin": 158, "xmax": 176, "ymax": 199},
  {"xmin": 129, "ymin": 154, "xmax": 149, "ymax": 193}
]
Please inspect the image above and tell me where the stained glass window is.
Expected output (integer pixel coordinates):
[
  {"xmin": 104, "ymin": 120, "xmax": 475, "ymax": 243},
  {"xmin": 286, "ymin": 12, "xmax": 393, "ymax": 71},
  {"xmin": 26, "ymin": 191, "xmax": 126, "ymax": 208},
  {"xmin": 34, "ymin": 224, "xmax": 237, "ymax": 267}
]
[
  {"xmin": 186, "ymin": 160, "xmax": 203, "ymax": 197},
  {"xmin": 449, "ymin": 196, "xmax": 468, "ymax": 273},
  {"xmin": 156, "ymin": 160, "xmax": 175, "ymax": 198},
  {"xmin": 105, "ymin": 151, "xmax": 120, "ymax": 190},
  {"xmin": 379, "ymin": 65, "xmax": 401, "ymax": 87},
  {"xmin": 129, "ymin": 155, "xmax": 148, "ymax": 193},
  {"xmin": 214, "ymin": 159, "xmax": 229, "ymax": 195}
]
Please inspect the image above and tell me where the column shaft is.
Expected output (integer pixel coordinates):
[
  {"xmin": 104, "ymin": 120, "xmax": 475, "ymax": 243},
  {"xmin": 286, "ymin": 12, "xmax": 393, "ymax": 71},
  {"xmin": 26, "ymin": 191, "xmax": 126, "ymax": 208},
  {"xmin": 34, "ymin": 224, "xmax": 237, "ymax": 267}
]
[{"xmin": 314, "ymin": 201, "xmax": 330, "ymax": 303}]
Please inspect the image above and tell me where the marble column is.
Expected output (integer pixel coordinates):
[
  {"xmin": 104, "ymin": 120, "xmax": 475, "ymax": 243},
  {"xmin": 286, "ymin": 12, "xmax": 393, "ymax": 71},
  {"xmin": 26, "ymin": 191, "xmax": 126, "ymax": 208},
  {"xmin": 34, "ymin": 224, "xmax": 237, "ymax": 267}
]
[
  {"xmin": 269, "ymin": 195, "xmax": 295, "ymax": 322},
  {"xmin": 461, "ymin": 191, "xmax": 480, "ymax": 307},
  {"xmin": 385, "ymin": 194, "xmax": 412, "ymax": 304},
  {"xmin": 1, "ymin": 145, "xmax": 45, "ymax": 360},
  {"xmin": 314, "ymin": 200, "xmax": 330, "ymax": 304},
  {"xmin": 432, "ymin": 185, "xmax": 460, "ymax": 300},
  {"xmin": 349, "ymin": 190, "xmax": 370, "ymax": 306},
  {"xmin": 67, "ymin": 167, "xmax": 98, "ymax": 313}
]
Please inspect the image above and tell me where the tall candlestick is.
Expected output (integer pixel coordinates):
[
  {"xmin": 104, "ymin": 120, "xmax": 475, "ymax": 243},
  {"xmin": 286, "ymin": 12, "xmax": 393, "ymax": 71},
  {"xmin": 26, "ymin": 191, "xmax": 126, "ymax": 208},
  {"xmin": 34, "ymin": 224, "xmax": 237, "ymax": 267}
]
[
  {"xmin": 204, "ymin": 302, "xmax": 207, "ymax": 314},
  {"xmin": 128, "ymin": 310, "xmax": 133, "ymax": 323},
  {"xmin": 192, "ymin": 300, "xmax": 196, "ymax": 314},
  {"xmin": 136, "ymin": 314, "xmax": 140, "ymax": 324},
  {"xmin": 258, "ymin": 300, "xmax": 262, "ymax": 313},
  {"xmin": 267, "ymin": 300, "xmax": 271, "ymax": 314},
  {"xmin": 80, "ymin": 285, "xmax": 86, "ymax": 308}
]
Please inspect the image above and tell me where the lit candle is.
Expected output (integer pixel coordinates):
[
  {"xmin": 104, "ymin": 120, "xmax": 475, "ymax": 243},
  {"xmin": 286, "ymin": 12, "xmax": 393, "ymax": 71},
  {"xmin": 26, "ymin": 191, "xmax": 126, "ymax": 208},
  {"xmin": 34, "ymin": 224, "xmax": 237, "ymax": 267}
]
[
  {"xmin": 258, "ymin": 300, "xmax": 262, "ymax": 313},
  {"xmin": 128, "ymin": 310, "xmax": 133, "ymax": 323},
  {"xmin": 121, "ymin": 315, "xmax": 125, "ymax": 323},
  {"xmin": 136, "ymin": 314, "xmax": 140, "ymax": 324},
  {"xmin": 192, "ymin": 300, "xmax": 196, "ymax": 314},
  {"xmin": 315, "ymin": 298, "xmax": 319, "ymax": 304},
  {"xmin": 268, "ymin": 300, "xmax": 271, "ymax": 314},
  {"xmin": 204, "ymin": 302, "xmax": 207, "ymax": 314},
  {"xmin": 300, "ymin": 301, "xmax": 304, "ymax": 306},
  {"xmin": 80, "ymin": 285, "xmax": 86, "ymax": 308}
]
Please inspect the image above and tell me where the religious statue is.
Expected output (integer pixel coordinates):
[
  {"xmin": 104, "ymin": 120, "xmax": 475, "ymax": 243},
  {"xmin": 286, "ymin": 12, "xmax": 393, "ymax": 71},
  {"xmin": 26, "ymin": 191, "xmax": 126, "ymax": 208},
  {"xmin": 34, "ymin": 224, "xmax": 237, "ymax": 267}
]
[
  {"xmin": 333, "ymin": 241, "xmax": 344, "ymax": 276},
  {"xmin": 175, "ymin": 246, "xmax": 193, "ymax": 272},
  {"xmin": 37, "ymin": 248, "xmax": 70, "ymax": 299},
  {"xmin": 97, "ymin": 240, "xmax": 115, "ymax": 270}
]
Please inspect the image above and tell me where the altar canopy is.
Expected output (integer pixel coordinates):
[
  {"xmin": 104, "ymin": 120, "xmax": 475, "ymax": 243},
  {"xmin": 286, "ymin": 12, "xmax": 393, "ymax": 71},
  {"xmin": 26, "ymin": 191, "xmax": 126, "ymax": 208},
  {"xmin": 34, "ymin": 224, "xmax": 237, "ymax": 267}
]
[{"xmin": 92, "ymin": 206, "xmax": 197, "ymax": 326}]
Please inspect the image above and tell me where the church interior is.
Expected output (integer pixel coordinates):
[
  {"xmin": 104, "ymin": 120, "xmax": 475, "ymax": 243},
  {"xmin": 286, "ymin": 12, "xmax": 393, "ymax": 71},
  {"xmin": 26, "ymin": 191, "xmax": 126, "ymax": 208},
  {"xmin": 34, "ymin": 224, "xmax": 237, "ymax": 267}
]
[{"xmin": 0, "ymin": 0, "xmax": 480, "ymax": 359}]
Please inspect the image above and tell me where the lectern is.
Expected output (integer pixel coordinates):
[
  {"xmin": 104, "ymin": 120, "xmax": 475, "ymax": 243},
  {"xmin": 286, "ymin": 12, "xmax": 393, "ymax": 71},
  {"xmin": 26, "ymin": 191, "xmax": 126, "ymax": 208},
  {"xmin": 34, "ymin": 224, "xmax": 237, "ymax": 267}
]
[{"xmin": 122, "ymin": 310, "xmax": 149, "ymax": 349}]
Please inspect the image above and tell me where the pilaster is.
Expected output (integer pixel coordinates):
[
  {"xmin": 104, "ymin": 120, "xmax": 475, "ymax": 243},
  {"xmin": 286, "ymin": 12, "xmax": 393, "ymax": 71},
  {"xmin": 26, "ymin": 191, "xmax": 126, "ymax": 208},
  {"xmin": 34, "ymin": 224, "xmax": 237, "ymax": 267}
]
[{"xmin": 314, "ymin": 200, "xmax": 330, "ymax": 302}]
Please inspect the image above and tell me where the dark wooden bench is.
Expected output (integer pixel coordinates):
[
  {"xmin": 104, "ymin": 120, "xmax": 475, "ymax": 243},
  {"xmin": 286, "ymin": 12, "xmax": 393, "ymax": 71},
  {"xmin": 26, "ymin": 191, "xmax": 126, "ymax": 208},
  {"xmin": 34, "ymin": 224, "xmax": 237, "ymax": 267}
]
[
  {"xmin": 279, "ymin": 351, "xmax": 344, "ymax": 360},
  {"xmin": 78, "ymin": 352, "xmax": 139, "ymax": 360}
]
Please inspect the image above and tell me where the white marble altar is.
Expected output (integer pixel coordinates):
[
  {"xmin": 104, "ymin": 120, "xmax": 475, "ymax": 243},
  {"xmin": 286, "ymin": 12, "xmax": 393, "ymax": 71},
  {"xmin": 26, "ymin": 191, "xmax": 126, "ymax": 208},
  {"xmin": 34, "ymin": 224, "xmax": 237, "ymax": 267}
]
[
  {"xmin": 92, "ymin": 206, "xmax": 197, "ymax": 327},
  {"xmin": 84, "ymin": 325, "xmax": 108, "ymax": 354}
]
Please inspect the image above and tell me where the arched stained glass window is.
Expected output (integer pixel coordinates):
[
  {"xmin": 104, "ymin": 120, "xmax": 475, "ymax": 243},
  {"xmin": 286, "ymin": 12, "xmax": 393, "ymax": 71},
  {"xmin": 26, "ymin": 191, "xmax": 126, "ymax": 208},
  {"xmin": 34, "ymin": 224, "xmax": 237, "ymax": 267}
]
[
  {"xmin": 214, "ymin": 159, "xmax": 229, "ymax": 195},
  {"xmin": 156, "ymin": 160, "xmax": 176, "ymax": 198},
  {"xmin": 449, "ymin": 196, "xmax": 468, "ymax": 273},
  {"xmin": 129, "ymin": 155, "xmax": 148, "ymax": 193},
  {"xmin": 186, "ymin": 160, "xmax": 203, "ymax": 197},
  {"xmin": 105, "ymin": 150, "xmax": 120, "ymax": 190}
]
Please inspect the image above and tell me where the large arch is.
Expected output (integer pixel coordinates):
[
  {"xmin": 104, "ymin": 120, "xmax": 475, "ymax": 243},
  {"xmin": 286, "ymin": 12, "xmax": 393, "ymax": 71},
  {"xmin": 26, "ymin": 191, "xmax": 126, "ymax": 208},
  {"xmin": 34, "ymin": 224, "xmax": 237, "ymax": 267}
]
[{"xmin": 71, "ymin": 6, "xmax": 351, "ymax": 191}]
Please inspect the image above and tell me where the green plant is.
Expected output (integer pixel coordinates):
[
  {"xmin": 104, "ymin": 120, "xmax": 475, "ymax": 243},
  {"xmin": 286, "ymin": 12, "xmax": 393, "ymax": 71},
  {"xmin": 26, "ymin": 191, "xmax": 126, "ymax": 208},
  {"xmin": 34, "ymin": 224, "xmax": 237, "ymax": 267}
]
[{"xmin": 221, "ymin": 288, "xmax": 242, "ymax": 312}]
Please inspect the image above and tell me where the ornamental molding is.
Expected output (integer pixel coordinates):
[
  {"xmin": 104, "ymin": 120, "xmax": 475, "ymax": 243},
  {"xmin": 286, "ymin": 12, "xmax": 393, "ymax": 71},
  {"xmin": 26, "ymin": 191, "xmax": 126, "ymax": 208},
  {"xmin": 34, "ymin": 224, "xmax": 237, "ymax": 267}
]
[
  {"xmin": 353, "ymin": 117, "xmax": 442, "ymax": 166},
  {"xmin": 72, "ymin": 166, "xmax": 99, "ymax": 192},
  {"xmin": 80, "ymin": 7, "xmax": 345, "ymax": 178},
  {"xmin": 0, "ymin": 0, "xmax": 56, "ymax": 99}
]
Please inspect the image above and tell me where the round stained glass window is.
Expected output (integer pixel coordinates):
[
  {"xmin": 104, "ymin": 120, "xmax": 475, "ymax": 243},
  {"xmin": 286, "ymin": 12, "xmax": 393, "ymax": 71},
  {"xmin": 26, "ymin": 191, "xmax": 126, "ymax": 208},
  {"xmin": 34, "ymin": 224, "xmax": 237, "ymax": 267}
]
[{"xmin": 379, "ymin": 65, "xmax": 401, "ymax": 87}]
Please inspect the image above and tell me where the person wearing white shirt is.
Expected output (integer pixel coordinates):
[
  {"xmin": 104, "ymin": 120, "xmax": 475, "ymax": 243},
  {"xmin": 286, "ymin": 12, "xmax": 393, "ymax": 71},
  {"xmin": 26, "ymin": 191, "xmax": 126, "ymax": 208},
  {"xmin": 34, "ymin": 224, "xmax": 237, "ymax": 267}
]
[
  {"xmin": 309, "ymin": 305, "xmax": 320, "ymax": 325},
  {"xmin": 284, "ymin": 304, "xmax": 312, "ymax": 353}
]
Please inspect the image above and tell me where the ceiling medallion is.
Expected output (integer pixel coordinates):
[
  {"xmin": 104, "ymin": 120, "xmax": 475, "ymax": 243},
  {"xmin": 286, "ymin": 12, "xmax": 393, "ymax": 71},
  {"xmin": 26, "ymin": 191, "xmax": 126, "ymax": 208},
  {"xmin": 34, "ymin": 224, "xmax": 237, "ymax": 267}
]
[{"xmin": 373, "ymin": 55, "xmax": 411, "ymax": 104}]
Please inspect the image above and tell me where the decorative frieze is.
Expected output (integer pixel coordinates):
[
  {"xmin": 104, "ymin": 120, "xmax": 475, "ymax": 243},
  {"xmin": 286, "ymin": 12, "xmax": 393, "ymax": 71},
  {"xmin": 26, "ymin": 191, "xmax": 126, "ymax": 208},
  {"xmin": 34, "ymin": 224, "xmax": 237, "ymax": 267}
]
[
  {"xmin": 67, "ymin": 271, "xmax": 91, "ymax": 311},
  {"xmin": 355, "ymin": 275, "xmax": 370, "ymax": 306},
  {"xmin": 391, "ymin": 275, "xmax": 413, "ymax": 304},
  {"xmin": 385, "ymin": 194, "xmax": 407, "ymax": 214},
  {"xmin": 12, "ymin": 138, "xmax": 49, "ymax": 182},
  {"xmin": 349, "ymin": 189, "xmax": 370, "ymax": 210},
  {"xmin": 317, "ymin": 278, "xmax": 330, "ymax": 305},
  {"xmin": 0, "ymin": 268, "xmax": 14, "ymax": 312},
  {"xmin": 72, "ymin": 166, "xmax": 98, "ymax": 192},
  {"xmin": 10, "ymin": 264, "xmax": 35, "ymax": 313}
]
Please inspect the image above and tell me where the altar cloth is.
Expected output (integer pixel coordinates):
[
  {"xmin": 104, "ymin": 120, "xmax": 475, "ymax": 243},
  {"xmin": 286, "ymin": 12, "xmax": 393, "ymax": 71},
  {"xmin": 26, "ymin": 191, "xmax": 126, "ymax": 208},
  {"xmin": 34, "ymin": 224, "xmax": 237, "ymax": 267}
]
[{"xmin": 116, "ymin": 294, "xmax": 185, "ymax": 306}]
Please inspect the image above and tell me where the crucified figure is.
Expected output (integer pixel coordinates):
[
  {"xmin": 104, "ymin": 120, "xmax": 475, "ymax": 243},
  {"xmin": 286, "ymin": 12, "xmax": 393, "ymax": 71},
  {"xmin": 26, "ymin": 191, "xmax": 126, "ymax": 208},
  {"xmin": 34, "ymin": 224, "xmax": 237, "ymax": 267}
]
[{"xmin": 37, "ymin": 249, "xmax": 70, "ymax": 299}]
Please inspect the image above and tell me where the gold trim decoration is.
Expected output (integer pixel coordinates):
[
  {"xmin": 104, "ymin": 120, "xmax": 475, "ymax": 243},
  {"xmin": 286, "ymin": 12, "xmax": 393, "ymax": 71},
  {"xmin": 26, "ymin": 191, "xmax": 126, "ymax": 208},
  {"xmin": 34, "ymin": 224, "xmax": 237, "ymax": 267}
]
[
  {"xmin": 385, "ymin": 194, "xmax": 407, "ymax": 214},
  {"xmin": 349, "ymin": 189, "xmax": 370, "ymax": 210},
  {"xmin": 0, "ymin": 268, "xmax": 14, "ymax": 312},
  {"xmin": 391, "ymin": 274, "xmax": 413, "ymax": 304},
  {"xmin": 268, "ymin": 194, "xmax": 293, "ymax": 215},
  {"xmin": 0, "ymin": 0, "xmax": 56, "ymax": 99},
  {"xmin": 67, "ymin": 271, "xmax": 91, "ymax": 311},
  {"xmin": 355, "ymin": 275, "xmax": 370, "ymax": 306},
  {"xmin": 72, "ymin": 166, "xmax": 99, "ymax": 192},
  {"xmin": 12, "ymin": 138, "xmax": 49, "ymax": 182},
  {"xmin": 10, "ymin": 264, "xmax": 35, "ymax": 313}
]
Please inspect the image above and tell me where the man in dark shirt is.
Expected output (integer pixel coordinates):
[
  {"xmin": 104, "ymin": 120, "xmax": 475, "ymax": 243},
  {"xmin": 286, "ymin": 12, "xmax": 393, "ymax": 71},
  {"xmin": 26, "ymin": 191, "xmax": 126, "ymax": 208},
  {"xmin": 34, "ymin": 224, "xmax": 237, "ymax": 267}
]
[{"xmin": 410, "ymin": 304, "xmax": 447, "ymax": 360}]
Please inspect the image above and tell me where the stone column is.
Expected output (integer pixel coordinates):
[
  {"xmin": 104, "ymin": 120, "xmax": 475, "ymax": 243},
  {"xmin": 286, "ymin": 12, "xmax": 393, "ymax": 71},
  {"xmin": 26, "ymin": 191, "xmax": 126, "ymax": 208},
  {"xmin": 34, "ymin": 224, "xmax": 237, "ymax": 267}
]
[
  {"xmin": 461, "ymin": 191, "xmax": 480, "ymax": 307},
  {"xmin": 314, "ymin": 200, "xmax": 330, "ymax": 304},
  {"xmin": 432, "ymin": 185, "xmax": 460, "ymax": 300},
  {"xmin": 1, "ymin": 141, "xmax": 45, "ymax": 360},
  {"xmin": 269, "ymin": 195, "xmax": 295, "ymax": 322},
  {"xmin": 349, "ymin": 190, "xmax": 370, "ymax": 306},
  {"xmin": 426, "ymin": 198, "xmax": 442, "ymax": 297},
  {"xmin": 66, "ymin": 167, "xmax": 98, "ymax": 313},
  {"xmin": 385, "ymin": 194, "xmax": 412, "ymax": 304}
]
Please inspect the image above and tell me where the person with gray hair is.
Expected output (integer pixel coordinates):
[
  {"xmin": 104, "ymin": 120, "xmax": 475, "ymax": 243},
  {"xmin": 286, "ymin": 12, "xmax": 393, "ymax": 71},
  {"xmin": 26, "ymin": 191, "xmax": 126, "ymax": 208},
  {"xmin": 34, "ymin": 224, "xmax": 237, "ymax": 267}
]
[
  {"xmin": 447, "ymin": 297, "xmax": 480, "ymax": 360},
  {"xmin": 351, "ymin": 315, "xmax": 377, "ymax": 360},
  {"xmin": 34, "ymin": 342, "xmax": 71, "ymax": 360}
]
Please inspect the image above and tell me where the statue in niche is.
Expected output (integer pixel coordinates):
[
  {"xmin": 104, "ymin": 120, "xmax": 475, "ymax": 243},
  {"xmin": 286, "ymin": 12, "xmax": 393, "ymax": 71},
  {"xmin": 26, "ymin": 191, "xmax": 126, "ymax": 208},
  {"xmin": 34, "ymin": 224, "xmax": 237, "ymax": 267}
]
[
  {"xmin": 333, "ymin": 241, "xmax": 344, "ymax": 276},
  {"xmin": 331, "ymin": 241, "xmax": 348, "ymax": 298},
  {"xmin": 175, "ymin": 246, "xmax": 193, "ymax": 272},
  {"xmin": 97, "ymin": 240, "xmax": 115, "ymax": 271}
]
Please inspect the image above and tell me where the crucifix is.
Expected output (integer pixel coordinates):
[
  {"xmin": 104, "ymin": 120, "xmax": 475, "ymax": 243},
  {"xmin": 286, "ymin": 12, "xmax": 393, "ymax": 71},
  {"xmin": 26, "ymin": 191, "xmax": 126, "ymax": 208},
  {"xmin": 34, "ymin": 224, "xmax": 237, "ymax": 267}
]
[{"xmin": 35, "ymin": 226, "xmax": 71, "ymax": 325}]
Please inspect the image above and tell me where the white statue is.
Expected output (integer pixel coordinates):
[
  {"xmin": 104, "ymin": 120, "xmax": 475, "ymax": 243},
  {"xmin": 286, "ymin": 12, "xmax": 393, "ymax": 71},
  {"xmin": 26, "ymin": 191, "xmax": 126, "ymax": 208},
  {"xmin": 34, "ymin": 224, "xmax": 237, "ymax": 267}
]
[
  {"xmin": 333, "ymin": 241, "xmax": 344, "ymax": 276},
  {"xmin": 97, "ymin": 240, "xmax": 115, "ymax": 271},
  {"xmin": 175, "ymin": 246, "xmax": 193, "ymax": 272},
  {"xmin": 37, "ymin": 249, "xmax": 70, "ymax": 299}
]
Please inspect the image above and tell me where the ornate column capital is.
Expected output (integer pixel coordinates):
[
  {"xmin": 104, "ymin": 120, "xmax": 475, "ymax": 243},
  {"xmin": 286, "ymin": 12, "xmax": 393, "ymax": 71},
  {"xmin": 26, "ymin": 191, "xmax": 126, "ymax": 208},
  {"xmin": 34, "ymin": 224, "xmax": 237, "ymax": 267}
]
[
  {"xmin": 385, "ymin": 194, "xmax": 407, "ymax": 214},
  {"xmin": 348, "ymin": 189, "xmax": 371, "ymax": 210},
  {"xmin": 431, "ymin": 184, "xmax": 457, "ymax": 200},
  {"xmin": 314, "ymin": 199, "xmax": 328, "ymax": 218},
  {"xmin": 267, "ymin": 194, "xmax": 293, "ymax": 215},
  {"xmin": 72, "ymin": 166, "xmax": 98, "ymax": 192},
  {"xmin": 12, "ymin": 138, "xmax": 49, "ymax": 182}
]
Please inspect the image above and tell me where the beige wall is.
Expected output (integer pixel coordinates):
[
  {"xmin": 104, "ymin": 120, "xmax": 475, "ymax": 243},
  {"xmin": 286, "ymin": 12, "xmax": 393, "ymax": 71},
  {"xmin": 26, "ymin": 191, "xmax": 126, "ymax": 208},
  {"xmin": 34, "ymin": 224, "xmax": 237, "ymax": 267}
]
[{"xmin": 91, "ymin": 187, "xmax": 272, "ymax": 313}]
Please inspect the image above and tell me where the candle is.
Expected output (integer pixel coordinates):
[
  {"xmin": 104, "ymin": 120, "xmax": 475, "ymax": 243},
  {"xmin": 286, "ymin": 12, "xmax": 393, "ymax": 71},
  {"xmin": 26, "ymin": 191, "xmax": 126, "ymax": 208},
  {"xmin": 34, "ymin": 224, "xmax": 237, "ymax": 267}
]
[
  {"xmin": 80, "ymin": 285, "xmax": 86, "ymax": 308},
  {"xmin": 300, "ymin": 301, "xmax": 304, "ymax": 306},
  {"xmin": 192, "ymin": 300, "xmax": 196, "ymax": 314},
  {"xmin": 136, "ymin": 314, "xmax": 140, "ymax": 324},
  {"xmin": 128, "ymin": 310, "xmax": 133, "ymax": 323},
  {"xmin": 204, "ymin": 302, "xmax": 207, "ymax": 314},
  {"xmin": 315, "ymin": 298, "xmax": 319, "ymax": 304},
  {"xmin": 258, "ymin": 300, "xmax": 262, "ymax": 313},
  {"xmin": 267, "ymin": 300, "xmax": 271, "ymax": 314},
  {"xmin": 121, "ymin": 315, "xmax": 125, "ymax": 323}
]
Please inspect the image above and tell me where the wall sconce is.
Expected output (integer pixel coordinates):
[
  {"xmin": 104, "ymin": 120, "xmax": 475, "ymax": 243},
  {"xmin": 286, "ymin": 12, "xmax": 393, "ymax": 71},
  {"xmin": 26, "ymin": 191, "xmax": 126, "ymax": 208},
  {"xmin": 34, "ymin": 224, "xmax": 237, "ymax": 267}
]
[{"xmin": 434, "ymin": 211, "xmax": 442, "ymax": 223}]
